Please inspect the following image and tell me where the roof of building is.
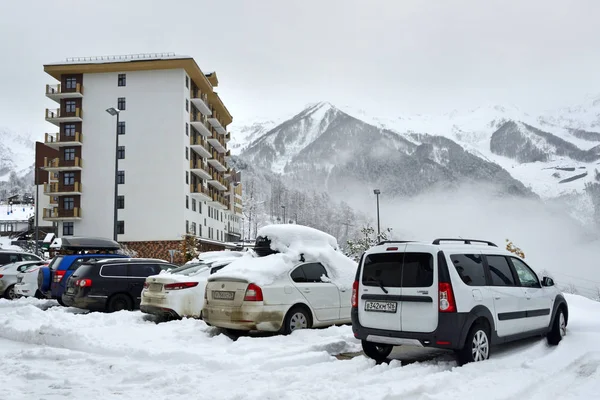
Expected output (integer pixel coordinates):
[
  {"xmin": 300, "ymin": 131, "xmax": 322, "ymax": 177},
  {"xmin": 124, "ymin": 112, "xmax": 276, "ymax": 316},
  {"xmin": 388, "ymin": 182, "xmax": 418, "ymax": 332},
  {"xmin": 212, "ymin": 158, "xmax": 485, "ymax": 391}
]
[
  {"xmin": 0, "ymin": 204, "xmax": 34, "ymax": 222},
  {"xmin": 45, "ymin": 52, "xmax": 191, "ymax": 66}
]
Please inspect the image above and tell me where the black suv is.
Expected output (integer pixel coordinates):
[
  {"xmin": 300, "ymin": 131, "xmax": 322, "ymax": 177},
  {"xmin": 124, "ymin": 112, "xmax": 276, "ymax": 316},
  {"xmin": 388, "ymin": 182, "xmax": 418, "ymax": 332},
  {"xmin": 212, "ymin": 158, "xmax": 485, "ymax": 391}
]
[{"xmin": 62, "ymin": 258, "xmax": 178, "ymax": 312}]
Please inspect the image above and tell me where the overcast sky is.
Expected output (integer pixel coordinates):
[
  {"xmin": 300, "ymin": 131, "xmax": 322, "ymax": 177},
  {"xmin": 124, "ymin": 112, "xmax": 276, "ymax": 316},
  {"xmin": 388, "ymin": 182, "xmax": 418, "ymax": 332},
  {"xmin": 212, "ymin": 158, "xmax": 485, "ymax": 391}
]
[{"xmin": 1, "ymin": 0, "xmax": 600, "ymax": 139}]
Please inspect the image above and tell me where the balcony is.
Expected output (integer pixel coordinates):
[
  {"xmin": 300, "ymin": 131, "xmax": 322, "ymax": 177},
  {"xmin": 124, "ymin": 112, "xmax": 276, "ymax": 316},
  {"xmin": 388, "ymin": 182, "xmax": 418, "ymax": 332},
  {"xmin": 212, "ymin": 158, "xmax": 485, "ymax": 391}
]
[
  {"xmin": 190, "ymin": 90, "xmax": 212, "ymax": 116},
  {"xmin": 208, "ymin": 192, "xmax": 228, "ymax": 210},
  {"xmin": 43, "ymin": 156, "xmax": 83, "ymax": 172},
  {"xmin": 207, "ymin": 151, "xmax": 227, "ymax": 172},
  {"xmin": 208, "ymin": 172, "xmax": 229, "ymax": 191},
  {"xmin": 207, "ymin": 134, "xmax": 226, "ymax": 153},
  {"xmin": 190, "ymin": 183, "xmax": 211, "ymax": 202},
  {"xmin": 46, "ymin": 84, "xmax": 84, "ymax": 102},
  {"xmin": 234, "ymin": 205, "xmax": 243, "ymax": 215},
  {"xmin": 44, "ymin": 132, "xmax": 83, "ymax": 149},
  {"xmin": 44, "ymin": 182, "xmax": 83, "ymax": 196},
  {"xmin": 208, "ymin": 116, "xmax": 227, "ymax": 135},
  {"xmin": 225, "ymin": 132, "xmax": 231, "ymax": 142},
  {"xmin": 45, "ymin": 108, "xmax": 82, "ymax": 126},
  {"xmin": 43, "ymin": 207, "xmax": 82, "ymax": 221},
  {"xmin": 190, "ymin": 136, "xmax": 212, "ymax": 159},
  {"xmin": 224, "ymin": 149, "xmax": 232, "ymax": 161},
  {"xmin": 190, "ymin": 159, "xmax": 211, "ymax": 181},
  {"xmin": 190, "ymin": 114, "xmax": 212, "ymax": 137}
]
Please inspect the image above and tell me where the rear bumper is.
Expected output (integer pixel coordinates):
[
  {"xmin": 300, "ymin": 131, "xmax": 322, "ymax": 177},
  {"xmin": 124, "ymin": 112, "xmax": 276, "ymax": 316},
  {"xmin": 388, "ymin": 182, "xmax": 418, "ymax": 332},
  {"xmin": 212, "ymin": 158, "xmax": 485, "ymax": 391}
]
[
  {"xmin": 351, "ymin": 307, "xmax": 467, "ymax": 350},
  {"xmin": 62, "ymin": 293, "xmax": 107, "ymax": 311},
  {"xmin": 14, "ymin": 283, "xmax": 36, "ymax": 297},
  {"xmin": 202, "ymin": 303, "xmax": 286, "ymax": 332},
  {"xmin": 140, "ymin": 305, "xmax": 181, "ymax": 319}
]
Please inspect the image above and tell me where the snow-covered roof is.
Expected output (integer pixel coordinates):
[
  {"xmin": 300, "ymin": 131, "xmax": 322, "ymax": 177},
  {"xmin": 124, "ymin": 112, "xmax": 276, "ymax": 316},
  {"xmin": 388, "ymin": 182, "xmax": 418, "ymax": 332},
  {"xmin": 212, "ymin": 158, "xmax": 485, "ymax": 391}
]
[
  {"xmin": 46, "ymin": 52, "xmax": 192, "ymax": 66},
  {"xmin": 257, "ymin": 224, "xmax": 339, "ymax": 251},
  {"xmin": 0, "ymin": 205, "xmax": 34, "ymax": 222}
]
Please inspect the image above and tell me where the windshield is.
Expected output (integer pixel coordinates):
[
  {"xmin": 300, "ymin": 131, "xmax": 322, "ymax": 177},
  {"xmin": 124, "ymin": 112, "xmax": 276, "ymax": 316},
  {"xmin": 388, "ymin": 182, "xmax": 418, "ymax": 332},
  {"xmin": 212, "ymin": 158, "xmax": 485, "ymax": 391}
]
[
  {"xmin": 166, "ymin": 262, "xmax": 206, "ymax": 275},
  {"xmin": 49, "ymin": 256, "xmax": 64, "ymax": 271},
  {"xmin": 179, "ymin": 264, "xmax": 210, "ymax": 276}
]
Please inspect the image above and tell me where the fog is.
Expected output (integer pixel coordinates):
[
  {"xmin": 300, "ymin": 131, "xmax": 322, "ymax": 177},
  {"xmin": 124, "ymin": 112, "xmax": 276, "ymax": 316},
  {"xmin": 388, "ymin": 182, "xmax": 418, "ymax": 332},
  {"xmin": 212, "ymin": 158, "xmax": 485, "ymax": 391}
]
[{"xmin": 359, "ymin": 183, "xmax": 600, "ymax": 299}]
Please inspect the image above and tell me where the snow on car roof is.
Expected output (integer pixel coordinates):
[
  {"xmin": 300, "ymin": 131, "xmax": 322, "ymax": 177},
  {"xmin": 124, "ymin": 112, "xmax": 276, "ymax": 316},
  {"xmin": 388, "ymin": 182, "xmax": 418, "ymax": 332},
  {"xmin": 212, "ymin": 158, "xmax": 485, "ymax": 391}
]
[{"xmin": 209, "ymin": 225, "xmax": 357, "ymax": 289}]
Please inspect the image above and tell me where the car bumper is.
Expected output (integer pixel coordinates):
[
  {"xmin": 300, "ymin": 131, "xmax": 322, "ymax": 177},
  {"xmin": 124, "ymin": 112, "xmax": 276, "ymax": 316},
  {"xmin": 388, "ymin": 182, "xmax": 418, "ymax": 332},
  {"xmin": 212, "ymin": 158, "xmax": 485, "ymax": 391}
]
[
  {"xmin": 62, "ymin": 293, "xmax": 107, "ymax": 311},
  {"xmin": 202, "ymin": 303, "xmax": 286, "ymax": 332},
  {"xmin": 14, "ymin": 283, "xmax": 36, "ymax": 297},
  {"xmin": 351, "ymin": 308, "xmax": 466, "ymax": 350},
  {"xmin": 140, "ymin": 305, "xmax": 181, "ymax": 319},
  {"xmin": 141, "ymin": 290, "xmax": 202, "ymax": 319}
]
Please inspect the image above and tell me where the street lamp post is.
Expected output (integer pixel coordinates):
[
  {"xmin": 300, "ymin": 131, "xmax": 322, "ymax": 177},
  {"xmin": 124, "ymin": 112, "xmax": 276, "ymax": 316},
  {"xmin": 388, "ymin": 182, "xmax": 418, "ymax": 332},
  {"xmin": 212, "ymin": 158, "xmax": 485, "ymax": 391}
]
[
  {"xmin": 373, "ymin": 189, "xmax": 381, "ymax": 241},
  {"xmin": 281, "ymin": 205, "xmax": 286, "ymax": 224},
  {"xmin": 106, "ymin": 107, "xmax": 120, "ymax": 242}
]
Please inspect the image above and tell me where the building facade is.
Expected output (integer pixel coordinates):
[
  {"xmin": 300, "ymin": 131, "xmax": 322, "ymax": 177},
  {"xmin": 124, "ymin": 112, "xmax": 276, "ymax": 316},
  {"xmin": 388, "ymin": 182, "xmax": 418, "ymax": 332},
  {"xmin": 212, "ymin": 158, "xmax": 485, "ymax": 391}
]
[{"xmin": 41, "ymin": 53, "xmax": 243, "ymax": 260}]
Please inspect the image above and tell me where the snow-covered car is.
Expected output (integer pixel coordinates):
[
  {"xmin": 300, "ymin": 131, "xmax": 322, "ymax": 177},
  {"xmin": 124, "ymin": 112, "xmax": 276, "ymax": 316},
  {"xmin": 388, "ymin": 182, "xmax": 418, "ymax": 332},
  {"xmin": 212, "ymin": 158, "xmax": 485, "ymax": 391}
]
[
  {"xmin": 184, "ymin": 250, "xmax": 245, "ymax": 265},
  {"xmin": 0, "ymin": 260, "xmax": 46, "ymax": 299},
  {"xmin": 14, "ymin": 261, "xmax": 48, "ymax": 298},
  {"xmin": 140, "ymin": 258, "xmax": 238, "ymax": 319},
  {"xmin": 202, "ymin": 224, "xmax": 358, "ymax": 334}
]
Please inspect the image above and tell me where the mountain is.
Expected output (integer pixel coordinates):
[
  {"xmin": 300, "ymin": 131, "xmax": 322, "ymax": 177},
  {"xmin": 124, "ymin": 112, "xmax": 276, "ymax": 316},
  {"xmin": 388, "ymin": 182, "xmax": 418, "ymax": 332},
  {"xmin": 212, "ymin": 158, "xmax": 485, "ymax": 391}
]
[{"xmin": 0, "ymin": 129, "xmax": 35, "ymax": 199}]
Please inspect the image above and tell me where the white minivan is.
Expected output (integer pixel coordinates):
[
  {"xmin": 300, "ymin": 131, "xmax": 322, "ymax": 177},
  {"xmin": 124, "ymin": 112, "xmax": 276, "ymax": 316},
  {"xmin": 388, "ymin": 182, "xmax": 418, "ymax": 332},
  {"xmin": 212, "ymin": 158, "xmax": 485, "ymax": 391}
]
[{"xmin": 351, "ymin": 239, "xmax": 568, "ymax": 364}]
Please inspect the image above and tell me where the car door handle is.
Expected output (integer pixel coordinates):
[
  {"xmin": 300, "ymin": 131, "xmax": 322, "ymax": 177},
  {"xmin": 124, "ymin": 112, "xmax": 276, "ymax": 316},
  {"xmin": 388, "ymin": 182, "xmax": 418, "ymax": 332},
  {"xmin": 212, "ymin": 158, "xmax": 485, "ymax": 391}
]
[
  {"xmin": 302, "ymin": 288, "xmax": 311, "ymax": 293},
  {"xmin": 494, "ymin": 296, "xmax": 501, "ymax": 300}
]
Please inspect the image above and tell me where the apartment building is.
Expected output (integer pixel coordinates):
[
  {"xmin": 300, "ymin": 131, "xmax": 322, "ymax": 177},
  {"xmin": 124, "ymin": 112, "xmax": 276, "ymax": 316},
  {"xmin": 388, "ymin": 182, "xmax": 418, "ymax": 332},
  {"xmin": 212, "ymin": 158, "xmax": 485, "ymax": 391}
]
[{"xmin": 40, "ymin": 53, "xmax": 243, "ymax": 260}]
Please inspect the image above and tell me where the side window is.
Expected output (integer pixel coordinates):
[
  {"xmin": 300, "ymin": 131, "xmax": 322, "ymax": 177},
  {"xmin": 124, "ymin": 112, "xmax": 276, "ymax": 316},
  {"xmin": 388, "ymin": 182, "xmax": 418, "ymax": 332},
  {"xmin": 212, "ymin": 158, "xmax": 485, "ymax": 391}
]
[
  {"xmin": 510, "ymin": 258, "xmax": 541, "ymax": 288},
  {"xmin": 291, "ymin": 266, "xmax": 307, "ymax": 283},
  {"xmin": 302, "ymin": 263, "xmax": 328, "ymax": 283},
  {"xmin": 100, "ymin": 264, "xmax": 127, "ymax": 277},
  {"xmin": 10, "ymin": 254, "xmax": 20, "ymax": 263},
  {"xmin": 22, "ymin": 254, "xmax": 40, "ymax": 261},
  {"xmin": 401, "ymin": 253, "xmax": 433, "ymax": 287},
  {"xmin": 486, "ymin": 255, "xmax": 516, "ymax": 286},
  {"xmin": 128, "ymin": 263, "xmax": 159, "ymax": 277},
  {"xmin": 0, "ymin": 254, "xmax": 10, "ymax": 264},
  {"xmin": 210, "ymin": 264, "xmax": 229, "ymax": 274},
  {"xmin": 450, "ymin": 254, "xmax": 487, "ymax": 286}
]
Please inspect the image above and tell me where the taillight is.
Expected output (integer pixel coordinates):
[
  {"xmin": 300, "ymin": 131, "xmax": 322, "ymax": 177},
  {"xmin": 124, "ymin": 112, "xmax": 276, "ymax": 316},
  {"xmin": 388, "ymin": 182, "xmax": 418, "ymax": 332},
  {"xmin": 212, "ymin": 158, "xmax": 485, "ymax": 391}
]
[
  {"xmin": 53, "ymin": 270, "xmax": 66, "ymax": 283},
  {"xmin": 439, "ymin": 282, "xmax": 456, "ymax": 313},
  {"xmin": 386, "ymin": 247, "xmax": 398, "ymax": 251},
  {"xmin": 351, "ymin": 280, "xmax": 359, "ymax": 308},
  {"xmin": 164, "ymin": 282, "xmax": 199, "ymax": 290},
  {"xmin": 143, "ymin": 282, "xmax": 149, "ymax": 289},
  {"xmin": 74, "ymin": 279, "xmax": 92, "ymax": 287},
  {"xmin": 244, "ymin": 283, "xmax": 263, "ymax": 301},
  {"xmin": 0, "ymin": 274, "xmax": 3, "ymax": 278}
]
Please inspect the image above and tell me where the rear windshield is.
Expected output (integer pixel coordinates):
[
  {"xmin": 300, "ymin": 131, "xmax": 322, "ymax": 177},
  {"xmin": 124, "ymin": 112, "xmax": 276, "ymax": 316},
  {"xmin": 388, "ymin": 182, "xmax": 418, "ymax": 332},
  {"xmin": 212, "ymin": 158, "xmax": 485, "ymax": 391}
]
[
  {"xmin": 71, "ymin": 263, "xmax": 95, "ymax": 277},
  {"xmin": 49, "ymin": 256, "xmax": 64, "ymax": 271},
  {"xmin": 362, "ymin": 252, "xmax": 434, "ymax": 288}
]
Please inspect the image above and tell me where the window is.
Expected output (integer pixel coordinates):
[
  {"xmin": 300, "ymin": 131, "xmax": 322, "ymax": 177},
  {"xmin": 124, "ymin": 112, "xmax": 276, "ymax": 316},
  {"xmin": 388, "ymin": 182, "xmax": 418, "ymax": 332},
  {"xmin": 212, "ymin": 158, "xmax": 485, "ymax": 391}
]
[
  {"xmin": 199, "ymin": 203, "xmax": 202, "ymax": 214},
  {"xmin": 100, "ymin": 264, "xmax": 127, "ymax": 277},
  {"xmin": 21, "ymin": 255, "xmax": 40, "ymax": 261},
  {"xmin": 186, "ymin": 123, "xmax": 189, "ymax": 136},
  {"xmin": 118, "ymin": 74, "xmax": 126, "ymax": 87},
  {"xmin": 117, "ymin": 221, "xmax": 124, "ymax": 235},
  {"xmin": 362, "ymin": 252, "xmax": 433, "ymax": 288},
  {"xmin": 117, "ymin": 195, "xmax": 125, "ymax": 209},
  {"xmin": 117, "ymin": 121, "xmax": 126, "ymax": 135},
  {"xmin": 64, "ymin": 124, "xmax": 76, "ymax": 136},
  {"xmin": 185, "ymin": 147, "xmax": 188, "ymax": 160},
  {"xmin": 186, "ymin": 99, "xmax": 189, "ymax": 112},
  {"xmin": 511, "ymin": 258, "xmax": 541, "ymax": 288},
  {"xmin": 186, "ymin": 171, "xmax": 189, "ymax": 185},
  {"xmin": 191, "ymin": 222, "xmax": 197, "ymax": 235},
  {"xmin": 302, "ymin": 263, "xmax": 329, "ymax": 283},
  {"xmin": 400, "ymin": 253, "xmax": 434, "ymax": 287},
  {"xmin": 117, "ymin": 146, "xmax": 125, "ymax": 159},
  {"xmin": 63, "ymin": 172, "xmax": 75, "ymax": 185},
  {"xmin": 186, "ymin": 195, "xmax": 189, "ymax": 209},
  {"xmin": 65, "ymin": 77, "xmax": 77, "ymax": 89},
  {"xmin": 291, "ymin": 266, "xmax": 307, "ymax": 283},
  {"xmin": 118, "ymin": 97, "xmax": 126, "ymax": 110},
  {"xmin": 199, "ymin": 225, "xmax": 202, "ymax": 237},
  {"xmin": 186, "ymin": 220, "xmax": 189, "ymax": 234},
  {"xmin": 192, "ymin": 198, "xmax": 196, "ymax": 211},
  {"xmin": 185, "ymin": 76, "xmax": 189, "ymax": 88},
  {"xmin": 65, "ymin": 100, "xmax": 76, "ymax": 113},
  {"xmin": 63, "ymin": 222, "xmax": 74, "ymax": 236},
  {"xmin": 451, "ymin": 254, "xmax": 487, "ymax": 286},
  {"xmin": 129, "ymin": 263, "xmax": 160, "ymax": 278},
  {"xmin": 117, "ymin": 171, "xmax": 125, "ymax": 184},
  {"xmin": 64, "ymin": 148, "xmax": 75, "ymax": 161},
  {"xmin": 487, "ymin": 255, "xmax": 516, "ymax": 286},
  {"xmin": 63, "ymin": 197, "xmax": 74, "ymax": 210}
]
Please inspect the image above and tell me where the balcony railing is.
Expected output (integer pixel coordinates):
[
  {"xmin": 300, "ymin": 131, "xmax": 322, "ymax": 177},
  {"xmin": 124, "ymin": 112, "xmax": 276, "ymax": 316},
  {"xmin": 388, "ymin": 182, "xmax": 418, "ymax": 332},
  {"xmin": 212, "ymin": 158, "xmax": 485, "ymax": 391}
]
[
  {"xmin": 44, "ymin": 182, "xmax": 82, "ymax": 195},
  {"xmin": 43, "ymin": 207, "xmax": 82, "ymax": 220},
  {"xmin": 190, "ymin": 89, "xmax": 212, "ymax": 116},
  {"xmin": 46, "ymin": 83, "xmax": 84, "ymax": 97},
  {"xmin": 45, "ymin": 108, "xmax": 82, "ymax": 121},
  {"xmin": 45, "ymin": 132, "xmax": 83, "ymax": 146},
  {"xmin": 190, "ymin": 183, "xmax": 211, "ymax": 200},
  {"xmin": 43, "ymin": 156, "xmax": 83, "ymax": 170},
  {"xmin": 190, "ymin": 135, "xmax": 211, "ymax": 157},
  {"xmin": 190, "ymin": 114, "xmax": 212, "ymax": 137},
  {"xmin": 234, "ymin": 206, "xmax": 243, "ymax": 214}
]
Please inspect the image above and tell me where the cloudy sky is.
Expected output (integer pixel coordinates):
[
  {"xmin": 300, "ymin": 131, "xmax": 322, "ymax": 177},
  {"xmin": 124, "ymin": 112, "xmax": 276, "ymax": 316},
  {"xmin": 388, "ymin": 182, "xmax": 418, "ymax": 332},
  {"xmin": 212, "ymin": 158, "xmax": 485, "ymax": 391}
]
[{"xmin": 1, "ymin": 0, "xmax": 599, "ymax": 138}]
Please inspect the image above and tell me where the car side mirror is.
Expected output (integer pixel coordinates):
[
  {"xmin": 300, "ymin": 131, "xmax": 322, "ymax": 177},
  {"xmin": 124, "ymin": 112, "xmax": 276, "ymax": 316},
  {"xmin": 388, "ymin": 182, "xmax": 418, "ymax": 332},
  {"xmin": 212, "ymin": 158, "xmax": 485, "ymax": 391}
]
[{"xmin": 541, "ymin": 277, "xmax": 554, "ymax": 287}]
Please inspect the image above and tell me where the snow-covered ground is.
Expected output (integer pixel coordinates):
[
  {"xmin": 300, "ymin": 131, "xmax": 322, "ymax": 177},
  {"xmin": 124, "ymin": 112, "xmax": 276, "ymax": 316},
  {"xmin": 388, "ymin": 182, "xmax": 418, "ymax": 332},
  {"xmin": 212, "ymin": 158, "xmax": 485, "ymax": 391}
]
[{"xmin": 1, "ymin": 294, "xmax": 599, "ymax": 399}]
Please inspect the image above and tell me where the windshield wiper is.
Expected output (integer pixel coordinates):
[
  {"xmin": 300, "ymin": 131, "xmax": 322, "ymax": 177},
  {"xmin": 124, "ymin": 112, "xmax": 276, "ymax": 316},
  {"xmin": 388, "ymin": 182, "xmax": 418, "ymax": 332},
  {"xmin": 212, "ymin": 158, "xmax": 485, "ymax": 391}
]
[{"xmin": 367, "ymin": 276, "xmax": 389, "ymax": 294}]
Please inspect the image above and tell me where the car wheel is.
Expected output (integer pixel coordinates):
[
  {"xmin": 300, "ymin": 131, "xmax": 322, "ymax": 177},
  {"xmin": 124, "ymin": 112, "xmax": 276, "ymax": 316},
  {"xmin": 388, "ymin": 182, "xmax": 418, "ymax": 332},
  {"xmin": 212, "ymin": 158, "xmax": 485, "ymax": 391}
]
[
  {"xmin": 107, "ymin": 294, "xmax": 133, "ymax": 313},
  {"xmin": 34, "ymin": 290, "xmax": 45, "ymax": 299},
  {"xmin": 3, "ymin": 285, "xmax": 16, "ymax": 300},
  {"xmin": 458, "ymin": 322, "xmax": 491, "ymax": 365},
  {"xmin": 547, "ymin": 307, "xmax": 567, "ymax": 346},
  {"xmin": 361, "ymin": 340, "xmax": 393, "ymax": 362},
  {"xmin": 282, "ymin": 306, "xmax": 311, "ymax": 334},
  {"xmin": 57, "ymin": 297, "xmax": 66, "ymax": 307}
]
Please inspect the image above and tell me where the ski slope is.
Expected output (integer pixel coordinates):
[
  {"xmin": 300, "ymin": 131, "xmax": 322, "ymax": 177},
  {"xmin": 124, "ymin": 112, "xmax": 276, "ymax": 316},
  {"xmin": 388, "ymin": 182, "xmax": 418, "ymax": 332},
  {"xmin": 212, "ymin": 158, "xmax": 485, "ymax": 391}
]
[{"xmin": 0, "ymin": 295, "xmax": 599, "ymax": 399}]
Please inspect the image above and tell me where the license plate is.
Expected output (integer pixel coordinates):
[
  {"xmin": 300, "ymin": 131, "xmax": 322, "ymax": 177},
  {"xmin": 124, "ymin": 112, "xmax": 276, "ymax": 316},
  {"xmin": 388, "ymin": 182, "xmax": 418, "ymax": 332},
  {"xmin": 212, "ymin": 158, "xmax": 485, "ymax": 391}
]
[
  {"xmin": 66, "ymin": 287, "xmax": 75, "ymax": 294},
  {"xmin": 149, "ymin": 283, "xmax": 163, "ymax": 292},
  {"xmin": 212, "ymin": 290, "xmax": 235, "ymax": 300},
  {"xmin": 365, "ymin": 300, "xmax": 397, "ymax": 313}
]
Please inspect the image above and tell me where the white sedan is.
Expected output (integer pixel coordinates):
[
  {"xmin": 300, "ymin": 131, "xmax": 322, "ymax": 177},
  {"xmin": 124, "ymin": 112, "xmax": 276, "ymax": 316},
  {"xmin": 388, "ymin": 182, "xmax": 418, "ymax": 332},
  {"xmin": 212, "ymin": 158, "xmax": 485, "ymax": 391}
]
[
  {"xmin": 0, "ymin": 261, "xmax": 46, "ymax": 299},
  {"xmin": 202, "ymin": 224, "xmax": 357, "ymax": 334},
  {"xmin": 140, "ymin": 258, "xmax": 237, "ymax": 319},
  {"xmin": 14, "ymin": 262, "xmax": 48, "ymax": 298}
]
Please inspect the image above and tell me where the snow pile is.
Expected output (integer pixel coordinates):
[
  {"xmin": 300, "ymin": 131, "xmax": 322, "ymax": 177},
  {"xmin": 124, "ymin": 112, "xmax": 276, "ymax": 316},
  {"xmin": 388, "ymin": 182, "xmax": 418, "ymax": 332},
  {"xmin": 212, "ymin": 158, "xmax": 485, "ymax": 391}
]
[
  {"xmin": 210, "ymin": 225, "xmax": 357, "ymax": 289},
  {"xmin": 186, "ymin": 250, "xmax": 244, "ymax": 265}
]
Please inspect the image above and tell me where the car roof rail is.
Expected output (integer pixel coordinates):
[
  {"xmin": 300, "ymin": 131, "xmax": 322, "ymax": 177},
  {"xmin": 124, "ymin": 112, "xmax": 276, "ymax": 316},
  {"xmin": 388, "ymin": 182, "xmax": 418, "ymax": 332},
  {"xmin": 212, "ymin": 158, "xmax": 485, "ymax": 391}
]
[
  {"xmin": 432, "ymin": 238, "xmax": 498, "ymax": 247},
  {"xmin": 376, "ymin": 241, "xmax": 415, "ymax": 246}
]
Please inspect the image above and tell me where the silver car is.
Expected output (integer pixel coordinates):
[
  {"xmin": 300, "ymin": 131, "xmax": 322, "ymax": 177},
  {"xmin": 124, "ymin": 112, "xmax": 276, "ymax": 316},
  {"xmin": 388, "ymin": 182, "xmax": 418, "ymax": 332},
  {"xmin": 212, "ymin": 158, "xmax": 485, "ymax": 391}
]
[{"xmin": 0, "ymin": 261, "xmax": 45, "ymax": 299}]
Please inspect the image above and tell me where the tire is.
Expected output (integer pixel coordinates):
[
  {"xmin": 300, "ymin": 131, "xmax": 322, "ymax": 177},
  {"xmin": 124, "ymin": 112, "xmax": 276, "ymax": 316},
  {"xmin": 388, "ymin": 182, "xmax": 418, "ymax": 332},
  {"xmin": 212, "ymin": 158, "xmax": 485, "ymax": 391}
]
[
  {"xmin": 38, "ymin": 268, "xmax": 51, "ymax": 293},
  {"xmin": 361, "ymin": 340, "xmax": 393, "ymax": 362},
  {"xmin": 3, "ymin": 285, "xmax": 16, "ymax": 300},
  {"xmin": 457, "ymin": 322, "xmax": 491, "ymax": 365},
  {"xmin": 282, "ymin": 306, "xmax": 312, "ymax": 334},
  {"xmin": 547, "ymin": 307, "xmax": 567, "ymax": 346},
  {"xmin": 57, "ymin": 297, "xmax": 66, "ymax": 307},
  {"xmin": 107, "ymin": 294, "xmax": 133, "ymax": 313},
  {"xmin": 34, "ymin": 290, "xmax": 44, "ymax": 299}
]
